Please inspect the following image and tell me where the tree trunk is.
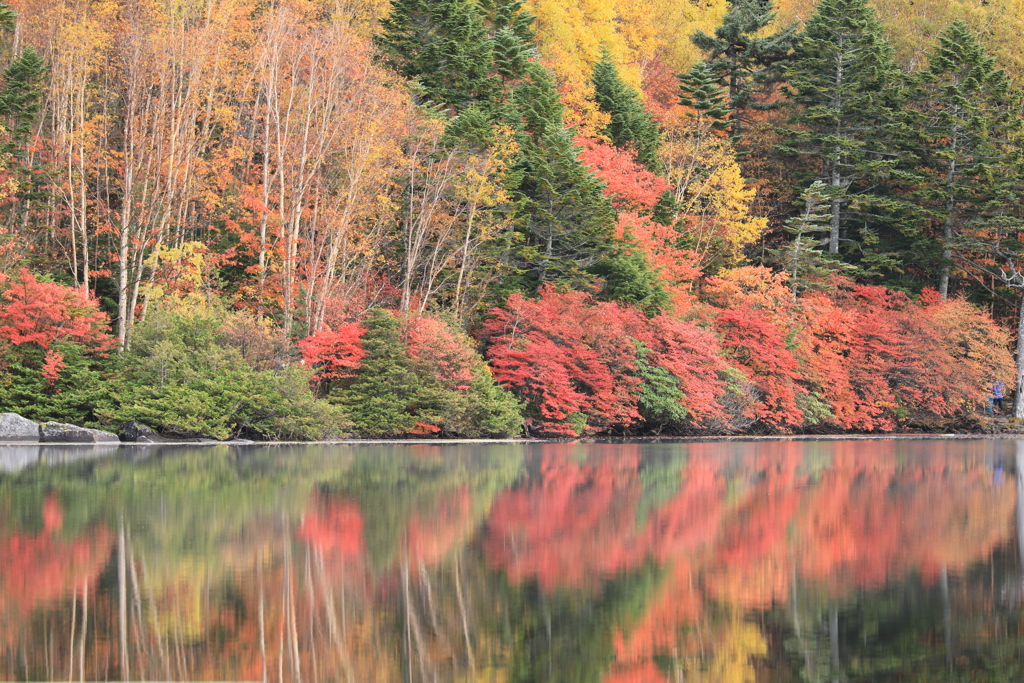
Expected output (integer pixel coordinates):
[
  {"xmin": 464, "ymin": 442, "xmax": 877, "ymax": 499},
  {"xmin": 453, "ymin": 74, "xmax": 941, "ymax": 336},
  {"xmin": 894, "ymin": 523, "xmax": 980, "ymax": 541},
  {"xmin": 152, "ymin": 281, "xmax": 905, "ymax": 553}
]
[
  {"xmin": 1016, "ymin": 295, "xmax": 1024, "ymax": 419},
  {"xmin": 938, "ymin": 151, "xmax": 957, "ymax": 299}
]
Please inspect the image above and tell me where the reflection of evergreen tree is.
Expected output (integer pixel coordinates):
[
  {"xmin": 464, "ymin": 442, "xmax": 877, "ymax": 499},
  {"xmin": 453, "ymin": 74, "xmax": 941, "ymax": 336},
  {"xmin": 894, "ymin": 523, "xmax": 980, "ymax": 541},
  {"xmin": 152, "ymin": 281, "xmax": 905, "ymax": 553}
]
[
  {"xmin": 499, "ymin": 563, "xmax": 663, "ymax": 682},
  {"xmin": 324, "ymin": 445, "xmax": 523, "ymax": 571}
]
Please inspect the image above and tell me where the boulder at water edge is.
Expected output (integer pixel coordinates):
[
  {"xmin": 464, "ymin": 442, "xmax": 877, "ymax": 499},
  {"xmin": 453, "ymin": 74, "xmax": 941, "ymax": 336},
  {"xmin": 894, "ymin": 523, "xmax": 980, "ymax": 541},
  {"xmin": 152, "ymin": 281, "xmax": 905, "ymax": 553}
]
[
  {"xmin": 119, "ymin": 420, "xmax": 167, "ymax": 443},
  {"xmin": 40, "ymin": 421, "xmax": 120, "ymax": 444},
  {"xmin": 0, "ymin": 413, "xmax": 40, "ymax": 442}
]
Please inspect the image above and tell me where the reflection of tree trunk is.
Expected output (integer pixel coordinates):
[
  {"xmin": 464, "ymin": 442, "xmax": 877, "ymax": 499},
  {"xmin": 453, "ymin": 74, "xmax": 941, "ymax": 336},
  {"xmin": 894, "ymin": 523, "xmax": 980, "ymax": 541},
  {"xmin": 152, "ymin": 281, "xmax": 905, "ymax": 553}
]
[
  {"xmin": 127, "ymin": 531, "xmax": 147, "ymax": 672},
  {"xmin": 402, "ymin": 558, "xmax": 431, "ymax": 682},
  {"xmin": 78, "ymin": 579, "xmax": 87, "ymax": 682},
  {"xmin": 68, "ymin": 586, "xmax": 76, "ymax": 682},
  {"xmin": 454, "ymin": 554, "xmax": 476, "ymax": 677},
  {"xmin": 419, "ymin": 560, "xmax": 441, "ymax": 637},
  {"xmin": 542, "ymin": 592, "xmax": 552, "ymax": 680},
  {"xmin": 140, "ymin": 554, "xmax": 171, "ymax": 681},
  {"xmin": 790, "ymin": 560, "xmax": 812, "ymax": 678},
  {"xmin": 258, "ymin": 560, "xmax": 267, "ymax": 683},
  {"xmin": 314, "ymin": 548, "xmax": 354, "ymax": 682},
  {"xmin": 304, "ymin": 549, "xmax": 319, "ymax": 683},
  {"xmin": 830, "ymin": 606, "xmax": 839, "ymax": 683},
  {"xmin": 285, "ymin": 537, "xmax": 303, "ymax": 683},
  {"xmin": 1017, "ymin": 442, "xmax": 1024, "ymax": 582},
  {"xmin": 118, "ymin": 521, "xmax": 130, "ymax": 681},
  {"xmin": 941, "ymin": 564, "xmax": 953, "ymax": 679}
]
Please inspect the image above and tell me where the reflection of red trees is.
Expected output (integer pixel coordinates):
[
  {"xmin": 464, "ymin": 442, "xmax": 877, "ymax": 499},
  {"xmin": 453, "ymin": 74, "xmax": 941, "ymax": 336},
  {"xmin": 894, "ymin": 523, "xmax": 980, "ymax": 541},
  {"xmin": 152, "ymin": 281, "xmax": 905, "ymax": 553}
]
[
  {"xmin": 614, "ymin": 559, "xmax": 703, "ymax": 665},
  {"xmin": 705, "ymin": 444, "xmax": 806, "ymax": 608},
  {"xmin": 0, "ymin": 495, "xmax": 112, "ymax": 617},
  {"xmin": 795, "ymin": 442, "xmax": 1016, "ymax": 594},
  {"xmin": 642, "ymin": 457, "xmax": 724, "ymax": 562},
  {"xmin": 484, "ymin": 448, "xmax": 647, "ymax": 591},
  {"xmin": 615, "ymin": 458, "xmax": 726, "ymax": 664},
  {"xmin": 404, "ymin": 485, "xmax": 472, "ymax": 566},
  {"xmin": 604, "ymin": 661, "xmax": 668, "ymax": 683},
  {"xmin": 298, "ymin": 492, "xmax": 364, "ymax": 560}
]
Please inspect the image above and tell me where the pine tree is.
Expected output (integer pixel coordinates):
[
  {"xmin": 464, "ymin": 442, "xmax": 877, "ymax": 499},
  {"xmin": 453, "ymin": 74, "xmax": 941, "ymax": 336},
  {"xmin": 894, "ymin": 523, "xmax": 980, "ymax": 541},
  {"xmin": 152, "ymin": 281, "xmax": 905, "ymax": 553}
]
[
  {"xmin": 330, "ymin": 309, "xmax": 437, "ymax": 436},
  {"xmin": 781, "ymin": 0, "xmax": 906, "ymax": 256},
  {"xmin": 479, "ymin": 0, "xmax": 536, "ymax": 84},
  {"xmin": 770, "ymin": 181, "xmax": 855, "ymax": 297},
  {"xmin": 374, "ymin": 0, "xmax": 498, "ymax": 112},
  {"xmin": 377, "ymin": 0, "xmax": 627, "ymax": 296},
  {"xmin": 677, "ymin": 61, "xmax": 732, "ymax": 136},
  {"xmin": 913, "ymin": 20, "xmax": 1023, "ymax": 298},
  {"xmin": 591, "ymin": 47, "xmax": 661, "ymax": 172},
  {"xmin": 0, "ymin": 47, "xmax": 47, "ymax": 146},
  {"xmin": 511, "ymin": 62, "xmax": 617, "ymax": 287},
  {"xmin": 691, "ymin": 0, "xmax": 798, "ymax": 138}
]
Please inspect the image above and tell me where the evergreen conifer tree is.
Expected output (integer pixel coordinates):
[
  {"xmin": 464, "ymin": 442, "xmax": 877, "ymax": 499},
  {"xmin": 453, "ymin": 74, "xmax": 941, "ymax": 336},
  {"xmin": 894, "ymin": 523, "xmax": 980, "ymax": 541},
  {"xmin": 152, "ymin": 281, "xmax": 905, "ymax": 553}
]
[
  {"xmin": 330, "ymin": 309, "xmax": 437, "ymax": 436},
  {"xmin": 480, "ymin": 0, "xmax": 536, "ymax": 84},
  {"xmin": 376, "ymin": 0, "xmax": 629, "ymax": 296},
  {"xmin": 677, "ymin": 61, "xmax": 732, "ymax": 136},
  {"xmin": 782, "ymin": 0, "xmax": 906, "ymax": 255},
  {"xmin": 691, "ymin": 0, "xmax": 798, "ymax": 138},
  {"xmin": 374, "ymin": 0, "xmax": 498, "ymax": 112},
  {"xmin": 591, "ymin": 47, "xmax": 661, "ymax": 172},
  {"xmin": 770, "ymin": 181, "xmax": 856, "ymax": 296},
  {"xmin": 0, "ymin": 47, "xmax": 46, "ymax": 146},
  {"xmin": 913, "ymin": 20, "xmax": 1024, "ymax": 298},
  {"xmin": 511, "ymin": 62, "xmax": 617, "ymax": 286}
]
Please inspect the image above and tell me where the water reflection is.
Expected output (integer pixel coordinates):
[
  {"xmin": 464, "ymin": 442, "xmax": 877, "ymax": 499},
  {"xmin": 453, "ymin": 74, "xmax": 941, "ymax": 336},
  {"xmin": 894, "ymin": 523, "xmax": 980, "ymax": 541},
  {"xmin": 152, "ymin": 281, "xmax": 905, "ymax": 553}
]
[{"xmin": 0, "ymin": 439, "xmax": 1021, "ymax": 681}]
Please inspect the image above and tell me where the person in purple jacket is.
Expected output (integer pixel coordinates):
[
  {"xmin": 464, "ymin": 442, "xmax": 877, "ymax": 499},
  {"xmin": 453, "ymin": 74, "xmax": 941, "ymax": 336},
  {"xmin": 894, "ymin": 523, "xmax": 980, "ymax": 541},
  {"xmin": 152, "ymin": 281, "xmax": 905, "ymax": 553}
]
[{"xmin": 992, "ymin": 379, "xmax": 1006, "ymax": 412}]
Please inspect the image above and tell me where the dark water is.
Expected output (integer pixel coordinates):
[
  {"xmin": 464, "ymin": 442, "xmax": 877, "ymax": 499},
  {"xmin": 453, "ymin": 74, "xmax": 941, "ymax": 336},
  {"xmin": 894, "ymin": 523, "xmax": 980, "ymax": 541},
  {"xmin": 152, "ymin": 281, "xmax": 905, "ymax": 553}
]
[{"xmin": 1, "ymin": 438, "xmax": 1023, "ymax": 682}]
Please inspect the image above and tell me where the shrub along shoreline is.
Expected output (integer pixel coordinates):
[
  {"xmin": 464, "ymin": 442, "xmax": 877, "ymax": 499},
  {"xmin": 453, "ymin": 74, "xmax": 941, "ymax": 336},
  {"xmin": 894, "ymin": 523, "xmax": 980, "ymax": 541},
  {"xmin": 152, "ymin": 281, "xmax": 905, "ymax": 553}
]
[{"xmin": 0, "ymin": 267, "xmax": 1015, "ymax": 441}]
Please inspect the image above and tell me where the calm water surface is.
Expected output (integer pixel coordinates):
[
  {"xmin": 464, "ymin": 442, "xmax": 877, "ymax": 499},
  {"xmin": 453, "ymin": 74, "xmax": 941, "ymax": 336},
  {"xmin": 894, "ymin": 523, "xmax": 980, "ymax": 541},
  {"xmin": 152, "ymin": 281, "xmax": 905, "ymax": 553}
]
[{"xmin": 1, "ymin": 439, "xmax": 1023, "ymax": 681}]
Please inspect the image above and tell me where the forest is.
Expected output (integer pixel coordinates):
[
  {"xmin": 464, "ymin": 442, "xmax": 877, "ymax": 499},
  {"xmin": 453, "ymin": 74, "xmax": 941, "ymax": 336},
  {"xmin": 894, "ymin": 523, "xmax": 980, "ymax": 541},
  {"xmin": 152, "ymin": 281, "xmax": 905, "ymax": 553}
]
[{"xmin": 1, "ymin": 0, "xmax": 1023, "ymax": 437}]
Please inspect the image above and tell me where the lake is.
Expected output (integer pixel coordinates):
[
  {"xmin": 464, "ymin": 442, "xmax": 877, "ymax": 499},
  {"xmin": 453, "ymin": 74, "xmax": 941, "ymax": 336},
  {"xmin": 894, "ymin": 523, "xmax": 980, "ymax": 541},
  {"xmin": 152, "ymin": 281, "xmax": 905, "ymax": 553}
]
[{"xmin": 1, "ymin": 438, "xmax": 1022, "ymax": 681}]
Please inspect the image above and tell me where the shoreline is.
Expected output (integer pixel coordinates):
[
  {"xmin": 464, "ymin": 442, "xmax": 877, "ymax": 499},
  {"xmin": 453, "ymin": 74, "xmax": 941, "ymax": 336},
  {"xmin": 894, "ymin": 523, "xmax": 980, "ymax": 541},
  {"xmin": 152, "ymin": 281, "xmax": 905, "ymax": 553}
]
[{"xmin": 4, "ymin": 431, "xmax": 1024, "ymax": 448}]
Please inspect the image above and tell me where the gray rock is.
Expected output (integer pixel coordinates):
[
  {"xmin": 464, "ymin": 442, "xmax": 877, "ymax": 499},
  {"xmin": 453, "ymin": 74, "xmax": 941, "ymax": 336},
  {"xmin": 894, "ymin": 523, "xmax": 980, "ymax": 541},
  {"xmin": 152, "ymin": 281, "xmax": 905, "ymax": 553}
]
[
  {"xmin": 40, "ymin": 421, "xmax": 120, "ymax": 444},
  {"xmin": 119, "ymin": 420, "xmax": 167, "ymax": 443},
  {"xmin": 0, "ymin": 413, "xmax": 40, "ymax": 442}
]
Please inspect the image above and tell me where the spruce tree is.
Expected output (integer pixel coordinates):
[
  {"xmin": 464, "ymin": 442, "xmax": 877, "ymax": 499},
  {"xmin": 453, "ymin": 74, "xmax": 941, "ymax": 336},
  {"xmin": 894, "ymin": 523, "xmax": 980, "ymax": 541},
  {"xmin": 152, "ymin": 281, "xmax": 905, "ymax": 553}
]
[
  {"xmin": 591, "ymin": 47, "xmax": 661, "ymax": 172},
  {"xmin": 913, "ymin": 20, "xmax": 1023, "ymax": 298},
  {"xmin": 677, "ymin": 61, "xmax": 732, "ymax": 136},
  {"xmin": 770, "ymin": 181, "xmax": 856, "ymax": 296},
  {"xmin": 374, "ymin": 0, "xmax": 498, "ymax": 112},
  {"xmin": 691, "ymin": 0, "xmax": 797, "ymax": 138},
  {"xmin": 330, "ymin": 309, "xmax": 437, "ymax": 436},
  {"xmin": 782, "ymin": 0, "xmax": 906, "ymax": 256},
  {"xmin": 511, "ymin": 62, "xmax": 617, "ymax": 286},
  {"xmin": 0, "ymin": 47, "xmax": 46, "ymax": 146},
  {"xmin": 479, "ymin": 0, "xmax": 536, "ymax": 84},
  {"xmin": 376, "ymin": 0, "xmax": 629, "ymax": 296}
]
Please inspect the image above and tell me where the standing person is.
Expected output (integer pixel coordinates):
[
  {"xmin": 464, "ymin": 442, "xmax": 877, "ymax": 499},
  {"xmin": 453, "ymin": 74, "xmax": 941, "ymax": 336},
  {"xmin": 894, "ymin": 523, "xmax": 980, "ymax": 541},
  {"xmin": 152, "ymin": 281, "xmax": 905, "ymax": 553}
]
[{"xmin": 992, "ymin": 379, "xmax": 1007, "ymax": 412}]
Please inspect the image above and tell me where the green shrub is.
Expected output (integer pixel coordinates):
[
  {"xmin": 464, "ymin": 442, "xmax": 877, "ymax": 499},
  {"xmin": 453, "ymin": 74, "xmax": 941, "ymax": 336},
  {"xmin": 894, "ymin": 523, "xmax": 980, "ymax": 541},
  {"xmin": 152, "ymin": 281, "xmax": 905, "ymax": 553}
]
[{"xmin": 102, "ymin": 304, "xmax": 349, "ymax": 440}]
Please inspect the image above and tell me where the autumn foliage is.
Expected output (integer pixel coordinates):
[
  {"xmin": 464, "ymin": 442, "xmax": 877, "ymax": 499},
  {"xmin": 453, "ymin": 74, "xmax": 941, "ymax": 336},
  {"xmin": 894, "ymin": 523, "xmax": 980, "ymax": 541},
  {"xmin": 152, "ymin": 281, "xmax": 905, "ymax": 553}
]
[
  {"xmin": 0, "ymin": 269, "xmax": 112, "ymax": 384},
  {"xmin": 482, "ymin": 287, "xmax": 726, "ymax": 436},
  {"xmin": 480, "ymin": 270, "xmax": 1011, "ymax": 435},
  {"xmin": 297, "ymin": 323, "xmax": 366, "ymax": 392},
  {"xmin": 0, "ymin": 495, "xmax": 113, "ymax": 623}
]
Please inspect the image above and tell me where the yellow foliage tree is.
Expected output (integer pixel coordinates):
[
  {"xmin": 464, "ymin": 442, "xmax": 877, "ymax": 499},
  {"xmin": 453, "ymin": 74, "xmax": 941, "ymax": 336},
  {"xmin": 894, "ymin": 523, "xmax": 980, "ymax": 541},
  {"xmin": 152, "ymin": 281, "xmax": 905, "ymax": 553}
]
[
  {"xmin": 524, "ymin": 0, "xmax": 727, "ymax": 130},
  {"xmin": 659, "ymin": 110, "xmax": 766, "ymax": 268},
  {"xmin": 776, "ymin": 0, "xmax": 1024, "ymax": 80}
]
